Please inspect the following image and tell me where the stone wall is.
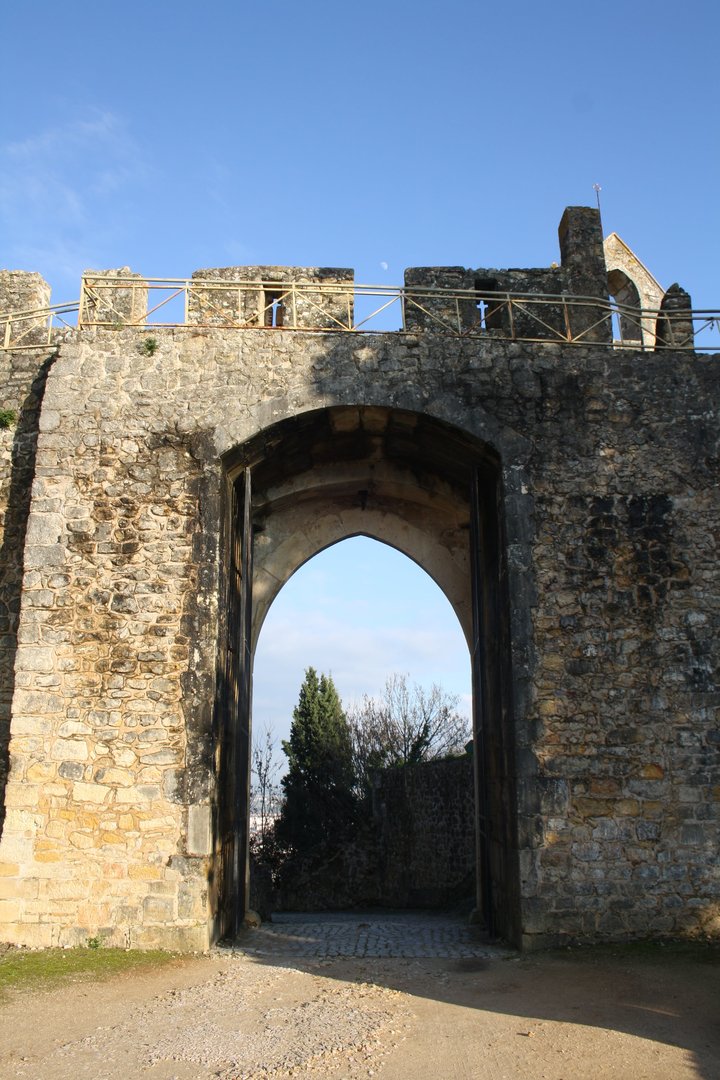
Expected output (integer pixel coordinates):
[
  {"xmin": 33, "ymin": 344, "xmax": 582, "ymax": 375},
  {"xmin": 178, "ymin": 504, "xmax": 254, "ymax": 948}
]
[
  {"xmin": 188, "ymin": 266, "xmax": 354, "ymax": 329},
  {"xmin": 0, "ymin": 272, "xmax": 57, "ymax": 839},
  {"xmin": 0, "ymin": 211, "xmax": 717, "ymax": 950},
  {"xmin": 79, "ymin": 269, "xmax": 148, "ymax": 327},
  {"xmin": 404, "ymin": 206, "xmax": 612, "ymax": 344},
  {"xmin": 0, "ymin": 272, "xmax": 51, "ymax": 347},
  {"xmin": 370, "ymin": 756, "xmax": 475, "ymax": 908}
]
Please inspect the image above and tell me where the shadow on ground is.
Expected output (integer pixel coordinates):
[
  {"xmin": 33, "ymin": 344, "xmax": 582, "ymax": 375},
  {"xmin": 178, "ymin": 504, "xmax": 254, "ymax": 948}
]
[{"xmin": 231, "ymin": 910, "xmax": 720, "ymax": 1080}]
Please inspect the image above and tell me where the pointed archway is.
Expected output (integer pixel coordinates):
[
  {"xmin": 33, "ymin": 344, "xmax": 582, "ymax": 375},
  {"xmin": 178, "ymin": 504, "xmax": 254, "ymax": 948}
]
[{"xmin": 215, "ymin": 406, "xmax": 519, "ymax": 942}]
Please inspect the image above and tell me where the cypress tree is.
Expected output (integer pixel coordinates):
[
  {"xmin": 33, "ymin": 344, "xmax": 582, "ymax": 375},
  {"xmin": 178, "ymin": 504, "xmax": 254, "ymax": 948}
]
[{"xmin": 275, "ymin": 667, "xmax": 357, "ymax": 855}]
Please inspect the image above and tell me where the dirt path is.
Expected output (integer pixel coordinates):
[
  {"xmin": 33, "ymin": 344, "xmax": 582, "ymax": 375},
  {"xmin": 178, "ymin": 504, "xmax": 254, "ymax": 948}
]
[{"xmin": 0, "ymin": 938, "xmax": 718, "ymax": 1079}]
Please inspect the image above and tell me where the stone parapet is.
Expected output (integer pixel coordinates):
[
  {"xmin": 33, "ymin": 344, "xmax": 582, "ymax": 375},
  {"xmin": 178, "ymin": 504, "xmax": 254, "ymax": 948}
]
[
  {"xmin": 0, "ymin": 271, "xmax": 52, "ymax": 348},
  {"xmin": 188, "ymin": 266, "xmax": 354, "ymax": 330},
  {"xmin": 79, "ymin": 268, "xmax": 148, "ymax": 327}
]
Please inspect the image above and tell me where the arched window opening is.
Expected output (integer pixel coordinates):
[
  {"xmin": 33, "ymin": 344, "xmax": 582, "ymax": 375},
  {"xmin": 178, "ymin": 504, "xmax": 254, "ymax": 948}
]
[{"xmin": 608, "ymin": 268, "xmax": 643, "ymax": 344}]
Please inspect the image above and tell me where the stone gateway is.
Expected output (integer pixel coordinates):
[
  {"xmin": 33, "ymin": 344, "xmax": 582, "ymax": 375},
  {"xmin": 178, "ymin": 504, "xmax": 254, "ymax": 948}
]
[{"xmin": 0, "ymin": 208, "xmax": 717, "ymax": 950}]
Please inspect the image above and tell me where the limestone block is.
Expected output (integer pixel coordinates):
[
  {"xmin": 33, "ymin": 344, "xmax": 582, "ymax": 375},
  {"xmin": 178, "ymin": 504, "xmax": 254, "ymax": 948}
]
[
  {"xmin": 14, "ymin": 647, "xmax": 55, "ymax": 673},
  {"xmin": 50, "ymin": 739, "xmax": 89, "ymax": 762},
  {"xmin": 186, "ymin": 804, "xmax": 211, "ymax": 856},
  {"xmin": 25, "ymin": 761, "xmax": 57, "ymax": 782},
  {"xmin": 0, "ymin": 876, "xmax": 38, "ymax": 899},
  {"xmin": 71, "ymin": 781, "xmax": 111, "ymax": 804},
  {"xmin": 93, "ymin": 767, "xmax": 134, "ymax": 787},
  {"xmin": 9, "ymin": 715, "xmax": 52, "ymax": 736},
  {"xmin": 0, "ymin": 899, "xmax": 22, "ymax": 922},
  {"xmin": 142, "ymin": 895, "xmax": 175, "ymax": 922}
]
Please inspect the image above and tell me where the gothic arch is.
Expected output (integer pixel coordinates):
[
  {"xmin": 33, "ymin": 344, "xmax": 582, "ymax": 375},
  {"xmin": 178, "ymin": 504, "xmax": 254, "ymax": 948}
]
[
  {"xmin": 604, "ymin": 232, "xmax": 664, "ymax": 348},
  {"xmin": 213, "ymin": 405, "xmax": 522, "ymax": 945}
]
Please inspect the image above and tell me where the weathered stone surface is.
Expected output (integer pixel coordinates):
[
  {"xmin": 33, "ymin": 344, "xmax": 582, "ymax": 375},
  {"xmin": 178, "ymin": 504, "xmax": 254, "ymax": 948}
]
[
  {"xmin": 604, "ymin": 232, "xmax": 664, "ymax": 348},
  {"xmin": 188, "ymin": 266, "xmax": 354, "ymax": 330},
  {"xmin": 0, "ymin": 211, "xmax": 717, "ymax": 951},
  {"xmin": 370, "ymin": 756, "xmax": 476, "ymax": 908},
  {"xmin": 79, "ymin": 269, "xmax": 147, "ymax": 327},
  {"xmin": 655, "ymin": 282, "xmax": 695, "ymax": 349}
]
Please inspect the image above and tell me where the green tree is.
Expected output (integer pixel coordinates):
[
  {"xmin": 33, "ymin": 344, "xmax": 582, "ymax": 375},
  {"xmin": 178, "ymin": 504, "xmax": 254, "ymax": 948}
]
[{"xmin": 275, "ymin": 668, "xmax": 357, "ymax": 856}]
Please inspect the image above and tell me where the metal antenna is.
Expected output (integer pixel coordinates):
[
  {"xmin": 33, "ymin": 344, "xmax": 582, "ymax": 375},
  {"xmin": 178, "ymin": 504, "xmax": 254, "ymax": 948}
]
[{"xmin": 593, "ymin": 183, "xmax": 602, "ymax": 214}]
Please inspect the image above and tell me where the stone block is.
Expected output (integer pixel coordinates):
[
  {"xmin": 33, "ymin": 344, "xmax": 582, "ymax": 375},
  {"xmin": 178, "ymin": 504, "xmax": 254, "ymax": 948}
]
[
  {"xmin": 0, "ymin": 876, "xmax": 37, "ymax": 899},
  {"xmin": 42, "ymin": 878, "xmax": 89, "ymax": 900},
  {"xmin": 93, "ymin": 767, "xmax": 133, "ymax": 787},
  {"xmin": 26, "ymin": 761, "xmax": 57, "ymax": 782},
  {"xmin": 10, "ymin": 715, "xmax": 53, "ymax": 736},
  {"xmin": 58, "ymin": 761, "xmax": 84, "ymax": 780},
  {"xmin": 142, "ymin": 895, "xmax": 176, "ymax": 922},
  {"xmin": 0, "ymin": 899, "xmax": 22, "ymax": 922},
  {"xmin": 72, "ymin": 781, "xmax": 111, "ymax": 804},
  {"xmin": 186, "ymin": 804, "xmax": 211, "ymax": 856},
  {"xmin": 14, "ymin": 646, "xmax": 55, "ymax": 673},
  {"xmin": 50, "ymin": 739, "xmax": 89, "ymax": 762}
]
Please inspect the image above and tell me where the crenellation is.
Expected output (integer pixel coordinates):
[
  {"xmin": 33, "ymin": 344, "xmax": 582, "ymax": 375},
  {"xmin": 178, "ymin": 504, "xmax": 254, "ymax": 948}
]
[
  {"xmin": 188, "ymin": 265, "xmax": 354, "ymax": 330},
  {"xmin": 80, "ymin": 268, "xmax": 147, "ymax": 327}
]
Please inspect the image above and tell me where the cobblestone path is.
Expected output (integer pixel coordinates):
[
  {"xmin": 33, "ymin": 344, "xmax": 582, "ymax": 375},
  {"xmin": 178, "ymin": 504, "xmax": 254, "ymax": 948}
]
[{"xmin": 232, "ymin": 910, "xmax": 512, "ymax": 960}]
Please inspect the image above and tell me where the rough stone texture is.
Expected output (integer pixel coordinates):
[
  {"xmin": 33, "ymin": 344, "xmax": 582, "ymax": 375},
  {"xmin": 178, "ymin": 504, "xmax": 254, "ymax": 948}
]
[
  {"xmin": 655, "ymin": 282, "xmax": 695, "ymax": 349},
  {"xmin": 405, "ymin": 207, "xmax": 611, "ymax": 344},
  {"xmin": 404, "ymin": 264, "xmax": 568, "ymax": 340},
  {"xmin": 0, "ymin": 211, "xmax": 717, "ymax": 951},
  {"xmin": 558, "ymin": 206, "xmax": 612, "ymax": 343},
  {"xmin": 0, "ymin": 272, "xmax": 57, "ymax": 837},
  {"xmin": 370, "ymin": 756, "xmax": 475, "ymax": 908},
  {"xmin": 188, "ymin": 266, "xmax": 354, "ymax": 329},
  {"xmin": 79, "ymin": 269, "xmax": 148, "ymax": 327},
  {"xmin": 0, "ymin": 272, "xmax": 52, "ymax": 348}
]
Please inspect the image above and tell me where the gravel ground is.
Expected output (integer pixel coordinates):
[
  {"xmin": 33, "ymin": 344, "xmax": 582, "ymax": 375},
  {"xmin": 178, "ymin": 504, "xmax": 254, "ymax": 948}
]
[
  {"xmin": 1, "ymin": 918, "xmax": 718, "ymax": 1080},
  {"xmin": 0, "ymin": 952, "xmax": 411, "ymax": 1079}
]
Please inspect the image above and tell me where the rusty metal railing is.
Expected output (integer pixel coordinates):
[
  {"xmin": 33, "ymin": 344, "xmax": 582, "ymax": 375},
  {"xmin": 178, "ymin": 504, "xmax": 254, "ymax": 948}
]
[
  {"xmin": 0, "ymin": 301, "xmax": 81, "ymax": 350},
  {"xmin": 1, "ymin": 278, "xmax": 718, "ymax": 351}
]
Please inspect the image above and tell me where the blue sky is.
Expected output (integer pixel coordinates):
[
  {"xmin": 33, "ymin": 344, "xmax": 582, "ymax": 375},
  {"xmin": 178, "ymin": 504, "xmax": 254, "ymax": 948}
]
[
  {"xmin": 3, "ymin": 0, "xmax": 718, "ymax": 751},
  {"xmin": 252, "ymin": 538, "xmax": 472, "ymax": 749}
]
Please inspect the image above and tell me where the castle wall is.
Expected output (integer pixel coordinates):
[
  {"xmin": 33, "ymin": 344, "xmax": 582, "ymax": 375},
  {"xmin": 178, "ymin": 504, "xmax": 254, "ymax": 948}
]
[
  {"xmin": 0, "ymin": 204, "xmax": 716, "ymax": 950},
  {"xmin": 0, "ymin": 273, "xmax": 57, "ymax": 841},
  {"xmin": 371, "ymin": 756, "xmax": 476, "ymax": 909},
  {"xmin": 0, "ymin": 319, "xmax": 716, "ymax": 949}
]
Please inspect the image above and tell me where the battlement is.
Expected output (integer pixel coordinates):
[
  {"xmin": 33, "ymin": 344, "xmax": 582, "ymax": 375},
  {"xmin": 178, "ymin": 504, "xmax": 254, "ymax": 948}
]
[{"xmin": 0, "ymin": 207, "xmax": 707, "ymax": 351}]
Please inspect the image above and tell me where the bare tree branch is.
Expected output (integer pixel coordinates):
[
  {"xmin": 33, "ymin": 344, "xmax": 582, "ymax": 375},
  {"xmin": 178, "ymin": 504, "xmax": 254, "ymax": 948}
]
[
  {"xmin": 348, "ymin": 673, "xmax": 471, "ymax": 793},
  {"xmin": 251, "ymin": 724, "xmax": 281, "ymax": 843}
]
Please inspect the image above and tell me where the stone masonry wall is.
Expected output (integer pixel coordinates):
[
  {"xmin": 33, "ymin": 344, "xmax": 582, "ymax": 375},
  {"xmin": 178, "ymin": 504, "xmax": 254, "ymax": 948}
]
[
  {"xmin": 0, "ymin": 347, "xmax": 58, "ymax": 832},
  {"xmin": 0, "ymin": 272, "xmax": 57, "ymax": 840},
  {"xmin": 0, "ymin": 271, "xmax": 717, "ymax": 949},
  {"xmin": 370, "ymin": 756, "xmax": 475, "ymax": 908}
]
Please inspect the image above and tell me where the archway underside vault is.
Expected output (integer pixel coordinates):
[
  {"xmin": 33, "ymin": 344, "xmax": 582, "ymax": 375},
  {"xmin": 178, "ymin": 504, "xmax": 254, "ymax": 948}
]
[{"xmin": 216, "ymin": 406, "xmax": 520, "ymax": 945}]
